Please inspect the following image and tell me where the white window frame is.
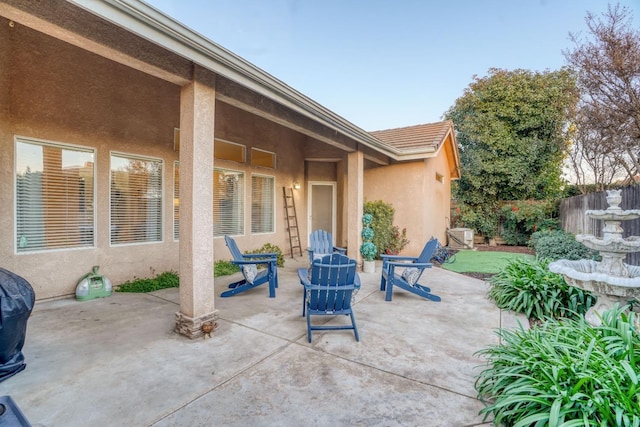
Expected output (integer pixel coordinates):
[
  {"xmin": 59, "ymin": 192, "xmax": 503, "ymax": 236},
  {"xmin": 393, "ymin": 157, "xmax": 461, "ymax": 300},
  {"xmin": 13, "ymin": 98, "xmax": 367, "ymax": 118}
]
[
  {"xmin": 109, "ymin": 151, "xmax": 164, "ymax": 246},
  {"xmin": 214, "ymin": 167, "xmax": 245, "ymax": 237},
  {"xmin": 251, "ymin": 173, "xmax": 276, "ymax": 235},
  {"xmin": 14, "ymin": 136, "xmax": 96, "ymax": 254}
]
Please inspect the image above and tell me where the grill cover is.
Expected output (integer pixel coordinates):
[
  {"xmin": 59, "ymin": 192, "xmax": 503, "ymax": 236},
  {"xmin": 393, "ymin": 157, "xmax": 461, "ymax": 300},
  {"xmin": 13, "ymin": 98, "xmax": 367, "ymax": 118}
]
[{"xmin": 0, "ymin": 268, "xmax": 35, "ymax": 382}]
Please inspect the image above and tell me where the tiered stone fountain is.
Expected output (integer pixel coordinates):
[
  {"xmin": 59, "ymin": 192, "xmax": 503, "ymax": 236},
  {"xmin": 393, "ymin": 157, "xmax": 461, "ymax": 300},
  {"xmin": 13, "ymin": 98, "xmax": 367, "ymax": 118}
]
[{"xmin": 549, "ymin": 190, "xmax": 640, "ymax": 326}]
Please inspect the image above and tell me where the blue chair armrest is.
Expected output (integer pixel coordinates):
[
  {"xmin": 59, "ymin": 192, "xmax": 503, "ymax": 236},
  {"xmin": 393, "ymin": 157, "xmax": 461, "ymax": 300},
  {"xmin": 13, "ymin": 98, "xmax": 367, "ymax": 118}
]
[
  {"xmin": 387, "ymin": 261, "xmax": 433, "ymax": 269},
  {"xmin": 243, "ymin": 253, "xmax": 278, "ymax": 259},
  {"xmin": 231, "ymin": 259, "xmax": 273, "ymax": 266},
  {"xmin": 333, "ymin": 246, "xmax": 347, "ymax": 254},
  {"xmin": 381, "ymin": 254, "xmax": 418, "ymax": 262},
  {"xmin": 297, "ymin": 268, "xmax": 310, "ymax": 287}
]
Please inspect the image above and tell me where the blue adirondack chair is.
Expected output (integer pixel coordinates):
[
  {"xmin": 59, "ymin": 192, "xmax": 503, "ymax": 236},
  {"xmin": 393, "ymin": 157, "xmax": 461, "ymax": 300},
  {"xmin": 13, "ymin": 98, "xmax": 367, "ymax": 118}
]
[
  {"xmin": 222, "ymin": 235, "xmax": 278, "ymax": 298},
  {"xmin": 307, "ymin": 229, "xmax": 346, "ymax": 263},
  {"xmin": 298, "ymin": 253, "xmax": 360, "ymax": 342},
  {"xmin": 380, "ymin": 237, "xmax": 441, "ymax": 302}
]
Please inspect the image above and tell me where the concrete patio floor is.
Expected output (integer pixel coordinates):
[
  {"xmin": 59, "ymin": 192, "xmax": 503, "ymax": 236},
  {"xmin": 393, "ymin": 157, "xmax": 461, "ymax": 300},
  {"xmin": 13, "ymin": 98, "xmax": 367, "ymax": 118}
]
[{"xmin": 0, "ymin": 258, "xmax": 526, "ymax": 426}]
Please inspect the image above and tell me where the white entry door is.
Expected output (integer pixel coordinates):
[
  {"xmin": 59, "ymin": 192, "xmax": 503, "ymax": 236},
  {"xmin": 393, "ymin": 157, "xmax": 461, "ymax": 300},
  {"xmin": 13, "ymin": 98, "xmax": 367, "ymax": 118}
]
[{"xmin": 308, "ymin": 182, "xmax": 336, "ymax": 245}]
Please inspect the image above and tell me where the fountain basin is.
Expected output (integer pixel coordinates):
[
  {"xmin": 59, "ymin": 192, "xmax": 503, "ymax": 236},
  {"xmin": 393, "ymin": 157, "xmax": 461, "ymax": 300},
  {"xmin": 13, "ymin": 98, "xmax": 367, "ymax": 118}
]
[
  {"xmin": 577, "ymin": 235, "xmax": 640, "ymax": 253},
  {"xmin": 549, "ymin": 259, "xmax": 640, "ymax": 299},
  {"xmin": 585, "ymin": 210, "xmax": 640, "ymax": 221},
  {"xmin": 549, "ymin": 190, "xmax": 640, "ymax": 326}
]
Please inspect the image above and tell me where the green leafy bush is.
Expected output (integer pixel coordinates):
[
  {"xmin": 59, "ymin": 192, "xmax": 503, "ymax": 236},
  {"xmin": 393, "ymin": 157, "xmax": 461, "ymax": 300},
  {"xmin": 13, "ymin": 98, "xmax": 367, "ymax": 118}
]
[
  {"xmin": 214, "ymin": 260, "xmax": 240, "ymax": 277},
  {"xmin": 499, "ymin": 200, "xmax": 558, "ymax": 246},
  {"xmin": 364, "ymin": 200, "xmax": 409, "ymax": 257},
  {"xmin": 488, "ymin": 257, "xmax": 595, "ymax": 321},
  {"xmin": 245, "ymin": 243, "xmax": 285, "ymax": 267},
  {"xmin": 476, "ymin": 306, "xmax": 640, "ymax": 425},
  {"xmin": 116, "ymin": 271, "xmax": 179, "ymax": 292},
  {"xmin": 452, "ymin": 202, "xmax": 498, "ymax": 239},
  {"xmin": 531, "ymin": 229, "xmax": 600, "ymax": 261}
]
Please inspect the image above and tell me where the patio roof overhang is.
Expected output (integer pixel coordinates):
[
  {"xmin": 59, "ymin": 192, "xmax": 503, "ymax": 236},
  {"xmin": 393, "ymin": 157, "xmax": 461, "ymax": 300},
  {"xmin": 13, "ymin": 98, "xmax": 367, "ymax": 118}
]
[
  {"xmin": 1, "ymin": 0, "xmax": 457, "ymax": 168},
  {"xmin": 1, "ymin": 0, "xmax": 444, "ymax": 164}
]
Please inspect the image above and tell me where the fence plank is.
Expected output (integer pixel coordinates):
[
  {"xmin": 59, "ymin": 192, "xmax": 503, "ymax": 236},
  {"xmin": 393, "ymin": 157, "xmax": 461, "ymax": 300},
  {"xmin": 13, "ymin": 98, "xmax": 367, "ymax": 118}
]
[{"xmin": 559, "ymin": 184, "xmax": 640, "ymax": 266}]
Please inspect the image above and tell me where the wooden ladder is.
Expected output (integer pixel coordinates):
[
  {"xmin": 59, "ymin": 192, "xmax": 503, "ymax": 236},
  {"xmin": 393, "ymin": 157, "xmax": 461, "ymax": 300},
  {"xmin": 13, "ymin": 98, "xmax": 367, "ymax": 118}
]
[{"xmin": 283, "ymin": 187, "xmax": 303, "ymax": 258}]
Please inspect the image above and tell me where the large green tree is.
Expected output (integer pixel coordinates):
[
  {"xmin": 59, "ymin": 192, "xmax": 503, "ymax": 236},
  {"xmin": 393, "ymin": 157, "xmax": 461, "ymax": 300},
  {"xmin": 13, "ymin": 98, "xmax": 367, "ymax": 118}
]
[{"xmin": 445, "ymin": 68, "xmax": 578, "ymax": 236}]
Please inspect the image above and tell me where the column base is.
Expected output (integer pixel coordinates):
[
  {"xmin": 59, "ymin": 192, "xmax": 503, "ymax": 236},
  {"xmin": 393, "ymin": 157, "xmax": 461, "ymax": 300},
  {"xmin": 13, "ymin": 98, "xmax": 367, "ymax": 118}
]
[{"xmin": 175, "ymin": 310, "xmax": 219, "ymax": 339}]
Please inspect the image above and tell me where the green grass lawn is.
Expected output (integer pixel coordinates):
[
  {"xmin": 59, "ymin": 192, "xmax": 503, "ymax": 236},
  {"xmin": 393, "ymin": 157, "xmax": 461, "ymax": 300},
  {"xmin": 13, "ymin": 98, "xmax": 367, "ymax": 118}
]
[{"xmin": 442, "ymin": 250, "xmax": 534, "ymax": 274}]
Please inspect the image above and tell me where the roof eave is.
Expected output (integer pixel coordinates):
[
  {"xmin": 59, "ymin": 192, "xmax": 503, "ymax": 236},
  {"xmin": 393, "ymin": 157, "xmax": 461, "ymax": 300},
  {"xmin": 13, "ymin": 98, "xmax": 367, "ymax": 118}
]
[{"xmin": 70, "ymin": 0, "xmax": 406, "ymax": 159}]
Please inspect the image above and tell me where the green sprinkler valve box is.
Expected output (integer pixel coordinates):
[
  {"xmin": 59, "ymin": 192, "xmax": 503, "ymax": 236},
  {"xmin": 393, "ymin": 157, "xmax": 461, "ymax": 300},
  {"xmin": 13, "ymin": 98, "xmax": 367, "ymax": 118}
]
[{"xmin": 75, "ymin": 266, "xmax": 112, "ymax": 301}]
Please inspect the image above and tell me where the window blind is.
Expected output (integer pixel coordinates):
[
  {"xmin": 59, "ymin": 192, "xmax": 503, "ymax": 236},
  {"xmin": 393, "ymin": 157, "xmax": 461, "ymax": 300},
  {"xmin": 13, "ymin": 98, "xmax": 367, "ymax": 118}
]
[
  {"xmin": 213, "ymin": 168, "xmax": 244, "ymax": 236},
  {"xmin": 15, "ymin": 139, "xmax": 95, "ymax": 252},
  {"xmin": 251, "ymin": 175, "xmax": 275, "ymax": 234},
  {"xmin": 110, "ymin": 153, "xmax": 163, "ymax": 244}
]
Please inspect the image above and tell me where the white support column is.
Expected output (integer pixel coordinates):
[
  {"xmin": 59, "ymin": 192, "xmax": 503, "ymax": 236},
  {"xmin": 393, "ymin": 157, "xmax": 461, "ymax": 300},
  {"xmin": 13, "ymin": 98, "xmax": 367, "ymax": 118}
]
[
  {"xmin": 347, "ymin": 151, "xmax": 364, "ymax": 265},
  {"xmin": 175, "ymin": 67, "xmax": 218, "ymax": 339}
]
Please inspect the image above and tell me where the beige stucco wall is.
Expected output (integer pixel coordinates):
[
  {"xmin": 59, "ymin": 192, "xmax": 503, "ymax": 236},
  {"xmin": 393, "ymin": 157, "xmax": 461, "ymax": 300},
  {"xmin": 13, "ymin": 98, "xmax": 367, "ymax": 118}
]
[
  {"xmin": 213, "ymin": 102, "xmax": 307, "ymax": 257},
  {"xmin": 0, "ymin": 23, "xmax": 310, "ymax": 300},
  {"xmin": 363, "ymin": 147, "xmax": 453, "ymax": 256},
  {"xmin": 1, "ymin": 22, "xmax": 181, "ymax": 299}
]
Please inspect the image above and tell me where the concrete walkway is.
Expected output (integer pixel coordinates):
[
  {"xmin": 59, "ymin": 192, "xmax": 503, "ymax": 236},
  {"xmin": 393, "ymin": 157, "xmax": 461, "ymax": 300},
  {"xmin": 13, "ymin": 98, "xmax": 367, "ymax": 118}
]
[{"xmin": 0, "ymin": 258, "xmax": 526, "ymax": 426}]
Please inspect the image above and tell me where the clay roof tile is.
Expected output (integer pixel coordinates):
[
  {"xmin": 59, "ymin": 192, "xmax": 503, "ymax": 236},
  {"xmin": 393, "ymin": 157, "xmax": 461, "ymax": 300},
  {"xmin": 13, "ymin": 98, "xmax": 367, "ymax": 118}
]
[{"xmin": 369, "ymin": 121, "xmax": 453, "ymax": 152}]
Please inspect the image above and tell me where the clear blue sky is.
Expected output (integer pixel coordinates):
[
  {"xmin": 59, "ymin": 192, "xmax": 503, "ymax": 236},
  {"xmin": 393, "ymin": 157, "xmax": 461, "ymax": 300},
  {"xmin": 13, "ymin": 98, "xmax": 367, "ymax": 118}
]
[{"xmin": 145, "ymin": 0, "xmax": 639, "ymax": 132}]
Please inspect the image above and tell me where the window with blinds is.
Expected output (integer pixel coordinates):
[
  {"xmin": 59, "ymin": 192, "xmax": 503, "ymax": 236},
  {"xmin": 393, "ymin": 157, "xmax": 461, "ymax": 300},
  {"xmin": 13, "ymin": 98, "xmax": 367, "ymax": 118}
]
[
  {"xmin": 214, "ymin": 168, "xmax": 244, "ymax": 236},
  {"xmin": 110, "ymin": 153, "xmax": 163, "ymax": 245},
  {"xmin": 251, "ymin": 174, "xmax": 275, "ymax": 234},
  {"xmin": 173, "ymin": 161, "xmax": 179, "ymax": 240},
  {"xmin": 15, "ymin": 138, "xmax": 95, "ymax": 252}
]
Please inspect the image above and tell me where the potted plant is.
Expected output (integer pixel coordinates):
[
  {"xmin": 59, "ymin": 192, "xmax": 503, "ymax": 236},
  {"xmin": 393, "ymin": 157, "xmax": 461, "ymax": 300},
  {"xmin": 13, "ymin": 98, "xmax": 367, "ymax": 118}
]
[{"xmin": 360, "ymin": 213, "xmax": 378, "ymax": 273}]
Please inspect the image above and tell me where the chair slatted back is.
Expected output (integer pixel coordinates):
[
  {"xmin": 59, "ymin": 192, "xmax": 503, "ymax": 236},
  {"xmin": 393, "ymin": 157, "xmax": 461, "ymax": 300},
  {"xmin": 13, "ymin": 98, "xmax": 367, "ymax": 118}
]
[
  {"xmin": 224, "ymin": 235, "xmax": 243, "ymax": 262},
  {"xmin": 308, "ymin": 254, "xmax": 356, "ymax": 312},
  {"xmin": 417, "ymin": 237, "xmax": 438, "ymax": 264},
  {"xmin": 310, "ymin": 229, "xmax": 334, "ymax": 256}
]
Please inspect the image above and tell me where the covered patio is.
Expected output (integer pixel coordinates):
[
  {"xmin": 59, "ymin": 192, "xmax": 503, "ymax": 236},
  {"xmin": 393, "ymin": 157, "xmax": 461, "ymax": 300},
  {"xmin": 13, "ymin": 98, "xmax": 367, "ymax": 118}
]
[
  {"xmin": 1, "ymin": 0, "xmax": 460, "ymax": 342},
  {"xmin": 0, "ymin": 262, "xmax": 524, "ymax": 426}
]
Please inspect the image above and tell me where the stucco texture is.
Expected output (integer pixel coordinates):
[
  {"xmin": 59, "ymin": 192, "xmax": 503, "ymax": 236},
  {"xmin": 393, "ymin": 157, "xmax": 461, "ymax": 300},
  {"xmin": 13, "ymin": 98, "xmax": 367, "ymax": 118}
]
[
  {"xmin": 0, "ymin": 22, "xmax": 314, "ymax": 299},
  {"xmin": 364, "ymin": 149, "xmax": 453, "ymax": 257}
]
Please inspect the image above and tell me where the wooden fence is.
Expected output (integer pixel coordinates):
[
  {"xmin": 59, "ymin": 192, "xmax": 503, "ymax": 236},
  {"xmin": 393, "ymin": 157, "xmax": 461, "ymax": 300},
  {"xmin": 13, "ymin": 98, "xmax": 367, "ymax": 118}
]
[{"xmin": 559, "ymin": 184, "xmax": 640, "ymax": 266}]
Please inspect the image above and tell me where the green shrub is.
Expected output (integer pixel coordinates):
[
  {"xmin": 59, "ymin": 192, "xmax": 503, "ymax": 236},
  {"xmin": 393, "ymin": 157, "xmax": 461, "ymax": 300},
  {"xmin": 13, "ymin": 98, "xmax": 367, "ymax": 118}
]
[
  {"xmin": 364, "ymin": 200, "xmax": 409, "ymax": 257},
  {"xmin": 476, "ymin": 306, "xmax": 640, "ymax": 425},
  {"xmin": 214, "ymin": 260, "xmax": 240, "ymax": 277},
  {"xmin": 531, "ymin": 229, "xmax": 600, "ymax": 261},
  {"xmin": 453, "ymin": 203, "xmax": 498, "ymax": 238},
  {"xmin": 499, "ymin": 200, "xmax": 558, "ymax": 246},
  {"xmin": 116, "ymin": 271, "xmax": 179, "ymax": 292},
  {"xmin": 488, "ymin": 257, "xmax": 595, "ymax": 321},
  {"xmin": 245, "ymin": 243, "xmax": 285, "ymax": 267}
]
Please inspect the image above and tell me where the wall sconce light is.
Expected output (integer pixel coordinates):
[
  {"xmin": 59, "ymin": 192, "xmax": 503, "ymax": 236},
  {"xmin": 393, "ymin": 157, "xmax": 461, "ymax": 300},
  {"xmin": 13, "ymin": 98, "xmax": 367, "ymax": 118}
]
[{"xmin": 293, "ymin": 181, "xmax": 301, "ymax": 190}]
